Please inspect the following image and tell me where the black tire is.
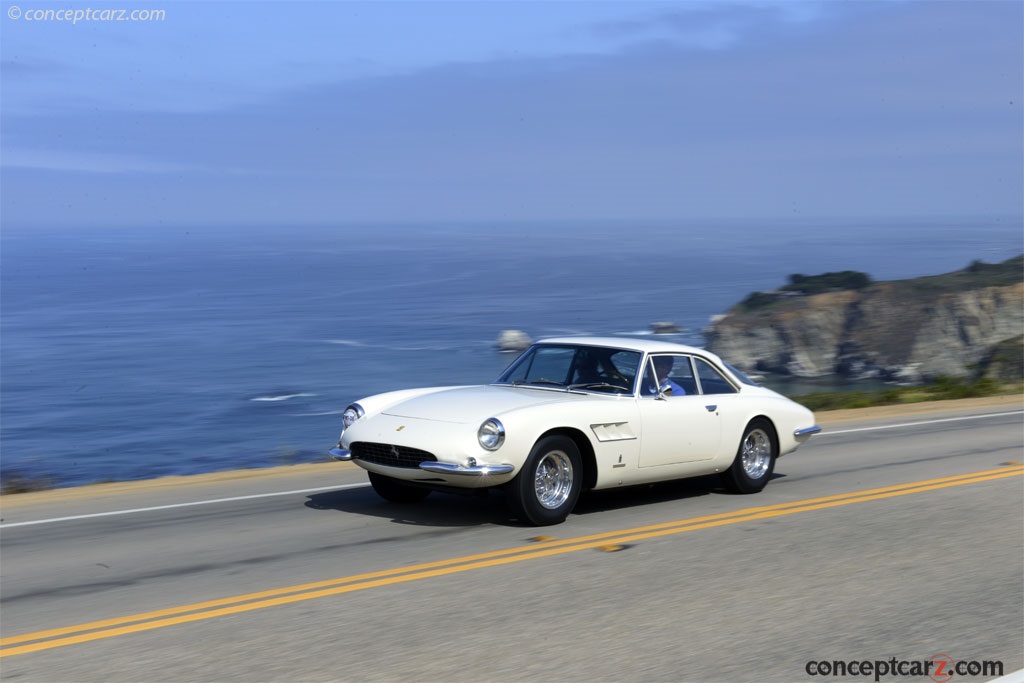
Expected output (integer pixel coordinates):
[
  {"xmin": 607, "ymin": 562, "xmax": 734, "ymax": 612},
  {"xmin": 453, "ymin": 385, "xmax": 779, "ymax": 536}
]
[
  {"xmin": 506, "ymin": 435, "xmax": 582, "ymax": 526},
  {"xmin": 368, "ymin": 471, "xmax": 431, "ymax": 503},
  {"xmin": 721, "ymin": 418, "xmax": 777, "ymax": 494}
]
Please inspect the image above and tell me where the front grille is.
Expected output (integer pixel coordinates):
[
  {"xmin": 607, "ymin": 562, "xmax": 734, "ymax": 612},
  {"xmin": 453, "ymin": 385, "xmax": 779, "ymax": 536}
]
[{"xmin": 351, "ymin": 442, "xmax": 437, "ymax": 469}]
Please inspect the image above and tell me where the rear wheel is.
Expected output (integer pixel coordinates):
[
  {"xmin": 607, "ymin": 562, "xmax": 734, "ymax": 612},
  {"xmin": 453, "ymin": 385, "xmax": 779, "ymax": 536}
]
[
  {"xmin": 368, "ymin": 472, "xmax": 431, "ymax": 503},
  {"xmin": 721, "ymin": 419, "xmax": 777, "ymax": 494},
  {"xmin": 506, "ymin": 435, "xmax": 582, "ymax": 526}
]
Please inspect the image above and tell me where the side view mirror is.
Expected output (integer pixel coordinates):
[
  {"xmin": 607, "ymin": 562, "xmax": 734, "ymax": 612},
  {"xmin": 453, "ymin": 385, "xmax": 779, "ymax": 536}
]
[{"xmin": 656, "ymin": 380, "xmax": 673, "ymax": 399}]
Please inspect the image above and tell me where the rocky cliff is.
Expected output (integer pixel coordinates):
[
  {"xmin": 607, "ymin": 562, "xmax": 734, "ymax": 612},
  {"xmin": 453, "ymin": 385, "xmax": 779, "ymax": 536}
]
[{"xmin": 705, "ymin": 257, "xmax": 1024, "ymax": 382}]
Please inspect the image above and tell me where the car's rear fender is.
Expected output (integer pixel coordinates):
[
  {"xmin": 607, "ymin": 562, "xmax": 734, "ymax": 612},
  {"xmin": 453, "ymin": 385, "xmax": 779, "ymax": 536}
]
[
  {"xmin": 723, "ymin": 391, "xmax": 816, "ymax": 458},
  {"xmin": 745, "ymin": 415, "xmax": 779, "ymax": 453}
]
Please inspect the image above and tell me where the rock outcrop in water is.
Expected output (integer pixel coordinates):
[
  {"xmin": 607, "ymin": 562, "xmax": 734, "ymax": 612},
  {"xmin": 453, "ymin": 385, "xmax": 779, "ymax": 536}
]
[
  {"xmin": 705, "ymin": 256, "xmax": 1024, "ymax": 383},
  {"xmin": 496, "ymin": 329, "xmax": 532, "ymax": 353}
]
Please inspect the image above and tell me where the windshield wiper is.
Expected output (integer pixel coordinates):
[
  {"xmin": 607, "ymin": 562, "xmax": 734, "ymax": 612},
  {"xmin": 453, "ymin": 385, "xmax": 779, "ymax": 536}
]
[
  {"xmin": 567, "ymin": 382, "xmax": 630, "ymax": 393},
  {"xmin": 529, "ymin": 378, "xmax": 565, "ymax": 387},
  {"xmin": 511, "ymin": 378, "xmax": 567, "ymax": 389}
]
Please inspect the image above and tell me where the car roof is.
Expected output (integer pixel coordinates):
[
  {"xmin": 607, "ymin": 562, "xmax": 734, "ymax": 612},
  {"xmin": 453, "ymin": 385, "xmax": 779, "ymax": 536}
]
[{"xmin": 537, "ymin": 336, "xmax": 719, "ymax": 358}]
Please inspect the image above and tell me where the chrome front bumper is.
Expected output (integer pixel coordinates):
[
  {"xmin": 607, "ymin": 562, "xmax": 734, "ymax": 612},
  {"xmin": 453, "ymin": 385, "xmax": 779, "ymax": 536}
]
[
  {"xmin": 329, "ymin": 445, "xmax": 512, "ymax": 476},
  {"xmin": 418, "ymin": 462, "xmax": 515, "ymax": 476},
  {"xmin": 794, "ymin": 426, "xmax": 822, "ymax": 437},
  {"xmin": 329, "ymin": 447, "xmax": 352, "ymax": 461}
]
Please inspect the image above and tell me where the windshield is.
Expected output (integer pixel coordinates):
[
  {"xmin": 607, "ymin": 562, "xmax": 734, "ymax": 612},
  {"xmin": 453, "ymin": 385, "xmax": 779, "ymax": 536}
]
[{"xmin": 495, "ymin": 344, "xmax": 642, "ymax": 395}]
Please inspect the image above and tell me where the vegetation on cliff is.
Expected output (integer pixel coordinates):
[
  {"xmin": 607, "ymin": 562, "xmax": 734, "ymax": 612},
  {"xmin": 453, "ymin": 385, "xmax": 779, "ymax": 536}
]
[
  {"xmin": 737, "ymin": 256, "xmax": 1022, "ymax": 313},
  {"xmin": 740, "ymin": 271, "xmax": 872, "ymax": 310},
  {"xmin": 900, "ymin": 255, "xmax": 1024, "ymax": 293},
  {"xmin": 795, "ymin": 377, "xmax": 1021, "ymax": 411},
  {"xmin": 707, "ymin": 255, "xmax": 1024, "ymax": 383}
]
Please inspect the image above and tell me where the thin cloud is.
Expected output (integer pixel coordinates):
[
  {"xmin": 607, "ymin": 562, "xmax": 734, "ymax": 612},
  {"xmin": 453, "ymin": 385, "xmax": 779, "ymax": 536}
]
[
  {"xmin": 1, "ymin": 149, "xmax": 252, "ymax": 176},
  {"xmin": 0, "ymin": 1, "xmax": 1019, "ymax": 227},
  {"xmin": 583, "ymin": 2, "xmax": 829, "ymax": 50}
]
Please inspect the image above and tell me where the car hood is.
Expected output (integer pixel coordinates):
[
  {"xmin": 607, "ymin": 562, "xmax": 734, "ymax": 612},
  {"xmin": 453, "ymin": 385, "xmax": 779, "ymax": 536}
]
[{"xmin": 380, "ymin": 385, "xmax": 577, "ymax": 424}]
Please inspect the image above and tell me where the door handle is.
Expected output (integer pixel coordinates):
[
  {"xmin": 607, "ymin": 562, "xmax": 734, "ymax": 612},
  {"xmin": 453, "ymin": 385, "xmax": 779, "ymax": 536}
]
[{"xmin": 705, "ymin": 405, "xmax": 717, "ymax": 412}]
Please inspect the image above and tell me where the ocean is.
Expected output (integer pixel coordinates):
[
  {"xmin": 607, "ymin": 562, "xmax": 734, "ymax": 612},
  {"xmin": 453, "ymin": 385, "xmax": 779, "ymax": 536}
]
[{"xmin": 2, "ymin": 219, "xmax": 1021, "ymax": 488}]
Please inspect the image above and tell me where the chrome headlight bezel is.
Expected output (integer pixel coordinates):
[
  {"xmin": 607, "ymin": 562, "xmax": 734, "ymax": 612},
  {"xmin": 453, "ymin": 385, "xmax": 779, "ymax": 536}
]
[
  {"xmin": 477, "ymin": 418, "xmax": 505, "ymax": 451},
  {"xmin": 341, "ymin": 403, "xmax": 365, "ymax": 431}
]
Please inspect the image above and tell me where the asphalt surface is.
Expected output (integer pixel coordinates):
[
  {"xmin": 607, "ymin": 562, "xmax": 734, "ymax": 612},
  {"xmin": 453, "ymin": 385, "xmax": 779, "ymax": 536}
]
[{"xmin": 1, "ymin": 404, "xmax": 1022, "ymax": 682}]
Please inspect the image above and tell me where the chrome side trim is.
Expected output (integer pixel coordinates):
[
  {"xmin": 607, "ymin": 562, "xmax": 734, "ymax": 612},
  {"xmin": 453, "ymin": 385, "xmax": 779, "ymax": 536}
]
[
  {"xmin": 419, "ymin": 462, "xmax": 515, "ymax": 476},
  {"xmin": 329, "ymin": 447, "xmax": 353, "ymax": 461},
  {"xmin": 794, "ymin": 426, "xmax": 822, "ymax": 437}
]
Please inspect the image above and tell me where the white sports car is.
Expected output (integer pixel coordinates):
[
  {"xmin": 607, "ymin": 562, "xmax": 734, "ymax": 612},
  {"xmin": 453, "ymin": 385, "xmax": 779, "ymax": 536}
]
[{"xmin": 330, "ymin": 337, "xmax": 820, "ymax": 525}]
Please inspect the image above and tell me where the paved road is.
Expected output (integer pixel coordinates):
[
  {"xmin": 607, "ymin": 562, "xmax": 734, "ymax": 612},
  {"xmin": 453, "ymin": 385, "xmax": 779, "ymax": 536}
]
[{"xmin": 1, "ymin": 406, "xmax": 1022, "ymax": 682}]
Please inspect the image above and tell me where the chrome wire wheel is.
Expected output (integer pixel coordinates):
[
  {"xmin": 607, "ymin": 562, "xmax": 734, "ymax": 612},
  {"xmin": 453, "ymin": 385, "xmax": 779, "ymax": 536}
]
[
  {"xmin": 508, "ymin": 435, "xmax": 582, "ymax": 526},
  {"xmin": 534, "ymin": 449, "xmax": 574, "ymax": 509},
  {"xmin": 741, "ymin": 428, "xmax": 772, "ymax": 480}
]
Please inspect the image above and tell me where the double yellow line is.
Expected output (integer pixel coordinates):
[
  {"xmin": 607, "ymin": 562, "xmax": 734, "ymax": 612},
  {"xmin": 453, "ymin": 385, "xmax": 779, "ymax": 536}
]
[{"xmin": 2, "ymin": 465, "xmax": 1021, "ymax": 658}]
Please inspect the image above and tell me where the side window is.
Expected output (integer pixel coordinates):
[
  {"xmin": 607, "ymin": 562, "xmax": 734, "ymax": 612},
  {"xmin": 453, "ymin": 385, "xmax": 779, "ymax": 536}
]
[
  {"xmin": 694, "ymin": 357, "xmax": 738, "ymax": 395},
  {"xmin": 641, "ymin": 355, "xmax": 697, "ymax": 396}
]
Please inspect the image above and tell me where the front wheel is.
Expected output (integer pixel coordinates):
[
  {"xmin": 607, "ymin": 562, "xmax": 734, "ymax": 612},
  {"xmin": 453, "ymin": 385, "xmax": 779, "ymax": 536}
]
[
  {"xmin": 721, "ymin": 419, "xmax": 777, "ymax": 494},
  {"xmin": 368, "ymin": 472, "xmax": 432, "ymax": 503},
  {"xmin": 506, "ymin": 435, "xmax": 582, "ymax": 526}
]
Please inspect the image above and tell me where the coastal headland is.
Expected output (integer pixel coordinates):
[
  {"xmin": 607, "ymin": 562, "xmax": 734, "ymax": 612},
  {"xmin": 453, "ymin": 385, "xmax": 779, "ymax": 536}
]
[{"xmin": 706, "ymin": 256, "xmax": 1023, "ymax": 383}]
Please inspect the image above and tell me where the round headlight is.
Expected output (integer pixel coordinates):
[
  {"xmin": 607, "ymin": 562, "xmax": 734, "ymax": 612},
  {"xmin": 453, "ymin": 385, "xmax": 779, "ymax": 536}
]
[
  {"xmin": 477, "ymin": 418, "xmax": 505, "ymax": 451},
  {"xmin": 342, "ymin": 403, "xmax": 365, "ymax": 430}
]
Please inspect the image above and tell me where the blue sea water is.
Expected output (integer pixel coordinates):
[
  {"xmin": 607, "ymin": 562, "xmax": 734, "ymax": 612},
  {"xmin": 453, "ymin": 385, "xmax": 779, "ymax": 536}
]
[{"xmin": 2, "ymin": 219, "xmax": 1021, "ymax": 488}]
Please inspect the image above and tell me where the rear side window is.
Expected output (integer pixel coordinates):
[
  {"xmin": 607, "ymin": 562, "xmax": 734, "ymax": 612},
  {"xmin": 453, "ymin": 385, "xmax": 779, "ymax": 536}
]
[
  {"xmin": 694, "ymin": 357, "xmax": 738, "ymax": 394},
  {"xmin": 724, "ymin": 362, "xmax": 761, "ymax": 386}
]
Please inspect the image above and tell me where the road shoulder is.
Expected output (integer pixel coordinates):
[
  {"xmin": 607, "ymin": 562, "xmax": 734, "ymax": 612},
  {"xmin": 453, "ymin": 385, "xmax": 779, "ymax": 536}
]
[{"xmin": 2, "ymin": 394, "xmax": 1020, "ymax": 511}]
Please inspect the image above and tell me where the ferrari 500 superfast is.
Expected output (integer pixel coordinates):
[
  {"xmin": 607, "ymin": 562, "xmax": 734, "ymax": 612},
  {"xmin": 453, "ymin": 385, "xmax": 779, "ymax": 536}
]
[{"xmin": 330, "ymin": 337, "xmax": 820, "ymax": 525}]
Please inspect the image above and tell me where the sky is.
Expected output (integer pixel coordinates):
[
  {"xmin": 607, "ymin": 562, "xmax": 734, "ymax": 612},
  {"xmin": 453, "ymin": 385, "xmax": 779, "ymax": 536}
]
[{"xmin": 1, "ymin": 0, "xmax": 1022, "ymax": 229}]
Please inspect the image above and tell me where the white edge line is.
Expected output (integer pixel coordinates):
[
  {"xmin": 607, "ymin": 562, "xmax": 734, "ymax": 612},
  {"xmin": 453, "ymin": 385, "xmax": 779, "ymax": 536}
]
[
  {"xmin": 0, "ymin": 482, "xmax": 370, "ymax": 529},
  {"xmin": 820, "ymin": 410, "xmax": 1023, "ymax": 435},
  {"xmin": 4, "ymin": 410, "xmax": 1021, "ymax": 529}
]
